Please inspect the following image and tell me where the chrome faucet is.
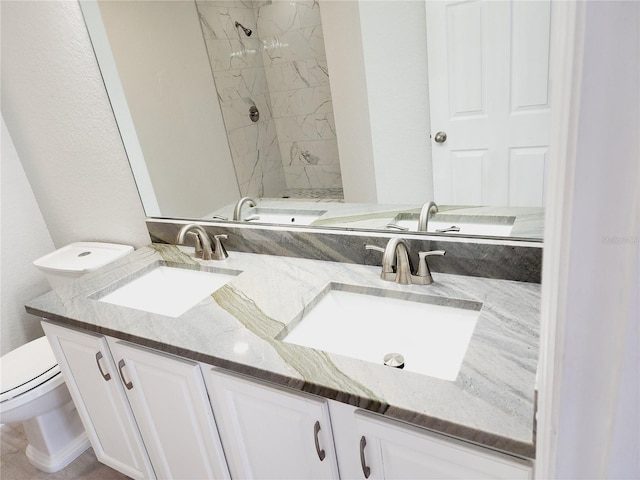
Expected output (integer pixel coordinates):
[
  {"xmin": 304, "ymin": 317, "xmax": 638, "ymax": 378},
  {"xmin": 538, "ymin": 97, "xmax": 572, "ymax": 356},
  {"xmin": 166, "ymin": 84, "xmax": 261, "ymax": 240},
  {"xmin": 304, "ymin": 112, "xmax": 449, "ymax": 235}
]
[
  {"xmin": 366, "ymin": 238, "xmax": 445, "ymax": 285},
  {"xmin": 366, "ymin": 238, "xmax": 413, "ymax": 284},
  {"xmin": 233, "ymin": 197, "xmax": 257, "ymax": 221},
  {"xmin": 175, "ymin": 224, "xmax": 228, "ymax": 260},
  {"xmin": 176, "ymin": 224, "xmax": 213, "ymax": 260},
  {"xmin": 418, "ymin": 201, "xmax": 438, "ymax": 232}
]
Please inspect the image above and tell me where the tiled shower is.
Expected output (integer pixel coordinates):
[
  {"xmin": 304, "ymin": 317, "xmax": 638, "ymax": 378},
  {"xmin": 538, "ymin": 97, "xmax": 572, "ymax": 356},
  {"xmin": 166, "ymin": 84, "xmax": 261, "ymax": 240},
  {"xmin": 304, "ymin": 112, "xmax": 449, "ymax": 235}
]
[{"xmin": 196, "ymin": 0, "xmax": 343, "ymax": 199}]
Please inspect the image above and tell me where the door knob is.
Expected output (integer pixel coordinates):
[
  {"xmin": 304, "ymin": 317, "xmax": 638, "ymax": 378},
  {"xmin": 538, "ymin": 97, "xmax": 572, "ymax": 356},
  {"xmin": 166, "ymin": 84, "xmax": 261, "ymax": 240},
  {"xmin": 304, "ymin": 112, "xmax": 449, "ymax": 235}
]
[{"xmin": 433, "ymin": 131, "xmax": 447, "ymax": 143}]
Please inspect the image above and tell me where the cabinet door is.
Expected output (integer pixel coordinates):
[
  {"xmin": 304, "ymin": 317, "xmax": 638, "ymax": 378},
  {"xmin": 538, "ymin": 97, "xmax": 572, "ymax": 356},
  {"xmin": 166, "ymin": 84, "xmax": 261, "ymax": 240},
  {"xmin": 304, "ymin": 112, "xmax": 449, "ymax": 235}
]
[
  {"xmin": 205, "ymin": 368, "xmax": 340, "ymax": 480},
  {"xmin": 42, "ymin": 322, "xmax": 155, "ymax": 480},
  {"xmin": 354, "ymin": 411, "xmax": 532, "ymax": 480},
  {"xmin": 108, "ymin": 339, "xmax": 230, "ymax": 480}
]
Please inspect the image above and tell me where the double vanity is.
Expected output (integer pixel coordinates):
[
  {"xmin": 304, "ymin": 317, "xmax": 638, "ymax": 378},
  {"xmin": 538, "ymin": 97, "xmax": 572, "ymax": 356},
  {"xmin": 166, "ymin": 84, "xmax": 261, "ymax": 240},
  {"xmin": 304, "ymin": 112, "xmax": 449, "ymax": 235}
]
[{"xmin": 27, "ymin": 229, "xmax": 540, "ymax": 479}]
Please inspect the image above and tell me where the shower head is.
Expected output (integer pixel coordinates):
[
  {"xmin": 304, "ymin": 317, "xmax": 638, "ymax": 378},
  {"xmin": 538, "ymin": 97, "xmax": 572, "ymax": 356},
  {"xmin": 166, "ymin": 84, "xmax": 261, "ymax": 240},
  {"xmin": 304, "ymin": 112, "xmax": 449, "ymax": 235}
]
[{"xmin": 234, "ymin": 21, "xmax": 252, "ymax": 37}]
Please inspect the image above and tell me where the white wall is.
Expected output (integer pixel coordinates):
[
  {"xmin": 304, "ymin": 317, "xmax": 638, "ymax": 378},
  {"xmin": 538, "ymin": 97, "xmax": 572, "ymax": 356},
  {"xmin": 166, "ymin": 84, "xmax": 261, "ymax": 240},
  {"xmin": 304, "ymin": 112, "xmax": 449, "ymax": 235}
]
[
  {"xmin": 97, "ymin": 0, "xmax": 241, "ymax": 218},
  {"xmin": 539, "ymin": 1, "xmax": 640, "ymax": 478},
  {"xmin": 1, "ymin": 0, "xmax": 149, "ymax": 352},
  {"xmin": 321, "ymin": 0, "xmax": 433, "ymax": 204},
  {"xmin": 553, "ymin": 1, "xmax": 639, "ymax": 475},
  {"xmin": 0, "ymin": 117, "xmax": 56, "ymax": 355},
  {"xmin": 320, "ymin": 1, "xmax": 378, "ymax": 203},
  {"xmin": 357, "ymin": 1, "xmax": 433, "ymax": 204},
  {"xmin": 1, "ymin": 0, "xmax": 149, "ymax": 249}
]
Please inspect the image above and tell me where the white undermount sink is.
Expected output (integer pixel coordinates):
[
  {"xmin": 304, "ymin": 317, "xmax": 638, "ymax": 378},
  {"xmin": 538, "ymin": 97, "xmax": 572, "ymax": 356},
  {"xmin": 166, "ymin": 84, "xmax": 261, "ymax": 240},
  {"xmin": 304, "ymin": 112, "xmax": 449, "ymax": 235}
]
[
  {"xmin": 245, "ymin": 207, "xmax": 327, "ymax": 225},
  {"xmin": 99, "ymin": 264, "xmax": 240, "ymax": 317},
  {"xmin": 389, "ymin": 214, "xmax": 515, "ymax": 236},
  {"xmin": 280, "ymin": 284, "xmax": 482, "ymax": 381}
]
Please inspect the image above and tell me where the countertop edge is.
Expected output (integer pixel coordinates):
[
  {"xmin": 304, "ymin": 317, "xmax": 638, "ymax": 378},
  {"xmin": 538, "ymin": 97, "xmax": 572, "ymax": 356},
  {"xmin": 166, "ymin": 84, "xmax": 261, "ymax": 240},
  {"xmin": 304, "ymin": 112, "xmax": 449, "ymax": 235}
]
[{"xmin": 29, "ymin": 308, "xmax": 537, "ymax": 460}]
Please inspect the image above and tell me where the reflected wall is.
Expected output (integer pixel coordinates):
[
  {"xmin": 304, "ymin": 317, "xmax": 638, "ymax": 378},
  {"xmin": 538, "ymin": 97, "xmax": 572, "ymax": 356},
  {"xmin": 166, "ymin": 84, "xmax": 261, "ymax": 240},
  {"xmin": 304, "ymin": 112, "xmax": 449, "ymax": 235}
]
[
  {"xmin": 197, "ymin": 0, "xmax": 343, "ymax": 198},
  {"xmin": 97, "ymin": 0, "xmax": 241, "ymax": 218}
]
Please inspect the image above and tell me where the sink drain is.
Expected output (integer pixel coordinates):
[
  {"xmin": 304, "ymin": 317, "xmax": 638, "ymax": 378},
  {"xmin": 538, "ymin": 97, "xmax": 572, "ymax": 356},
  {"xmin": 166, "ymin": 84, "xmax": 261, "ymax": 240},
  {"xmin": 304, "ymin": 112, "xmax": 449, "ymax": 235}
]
[{"xmin": 383, "ymin": 353, "xmax": 405, "ymax": 369}]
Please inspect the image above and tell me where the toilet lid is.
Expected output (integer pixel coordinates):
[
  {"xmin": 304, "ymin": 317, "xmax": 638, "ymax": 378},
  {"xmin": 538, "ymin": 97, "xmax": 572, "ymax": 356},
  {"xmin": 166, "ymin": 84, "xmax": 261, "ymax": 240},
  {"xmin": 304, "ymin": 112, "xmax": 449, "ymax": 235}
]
[{"xmin": 0, "ymin": 337, "xmax": 61, "ymax": 403}]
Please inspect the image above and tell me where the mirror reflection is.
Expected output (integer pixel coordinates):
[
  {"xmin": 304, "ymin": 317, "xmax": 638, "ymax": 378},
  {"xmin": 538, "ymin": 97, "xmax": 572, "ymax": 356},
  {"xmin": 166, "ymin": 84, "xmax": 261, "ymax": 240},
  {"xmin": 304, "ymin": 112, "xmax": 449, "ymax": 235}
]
[{"xmin": 81, "ymin": 0, "xmax": 549, "ymax": 240}]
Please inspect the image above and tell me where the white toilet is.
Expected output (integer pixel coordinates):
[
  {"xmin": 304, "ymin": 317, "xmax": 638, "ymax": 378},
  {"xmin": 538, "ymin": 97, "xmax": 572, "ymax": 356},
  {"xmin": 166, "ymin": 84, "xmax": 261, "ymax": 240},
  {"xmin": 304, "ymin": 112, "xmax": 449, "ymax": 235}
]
[{"xmin": 0, "ymin": 242, "xmax": 133, "ymax": 473}]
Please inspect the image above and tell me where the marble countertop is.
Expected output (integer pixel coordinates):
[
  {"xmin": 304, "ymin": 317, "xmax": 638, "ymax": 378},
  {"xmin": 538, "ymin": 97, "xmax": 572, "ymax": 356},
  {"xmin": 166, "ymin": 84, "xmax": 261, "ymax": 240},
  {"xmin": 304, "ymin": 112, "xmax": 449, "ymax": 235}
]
[
  {"xmin": 207, "ymin": 201, "xmax": 544, "ymax": 240},
  {"xmin": 26, "ymin": 244, "xmax": 540, "ymax": 459}
]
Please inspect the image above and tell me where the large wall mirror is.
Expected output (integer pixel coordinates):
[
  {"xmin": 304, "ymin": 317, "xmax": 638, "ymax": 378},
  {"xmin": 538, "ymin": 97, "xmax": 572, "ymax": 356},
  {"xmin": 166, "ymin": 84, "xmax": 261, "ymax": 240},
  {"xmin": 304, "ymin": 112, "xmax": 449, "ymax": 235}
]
[{"xmin": 80, "ymin": 0, "xmax": 549, "ymax": 240}]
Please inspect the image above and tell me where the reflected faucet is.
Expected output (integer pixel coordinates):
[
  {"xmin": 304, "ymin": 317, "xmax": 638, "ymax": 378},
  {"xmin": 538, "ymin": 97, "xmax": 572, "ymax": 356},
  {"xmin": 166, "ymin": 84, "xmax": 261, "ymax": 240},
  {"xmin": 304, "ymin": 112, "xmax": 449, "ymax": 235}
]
[
  {"xmin": 418, "ymin": 201, "xmax": 438, "ymax": 232},
  {"xmin": 233, "ymin": 197, "xmax": 257, "ymax": 221}
]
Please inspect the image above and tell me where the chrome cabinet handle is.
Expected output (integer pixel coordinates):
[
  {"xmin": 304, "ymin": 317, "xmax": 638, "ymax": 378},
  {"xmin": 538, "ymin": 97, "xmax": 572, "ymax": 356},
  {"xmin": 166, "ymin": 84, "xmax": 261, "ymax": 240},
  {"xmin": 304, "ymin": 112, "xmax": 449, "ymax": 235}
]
[
  {"xmin": 434, "ymin": 131, "xmax": 447, "ymax": 143},
  {"xmin": 313, "ymin": 421, "xmax": 326, "ymax": 461},
  {"xmin": 95, "ymin": 351, "xmax": 111, "ymax": 381},
  {"xmin": 360, "ymin": 436, "xmax": 371, "ymax": 478},
  {"xmin": 117, "ymin": 359, "xmax": 133, "ymax": 390}
]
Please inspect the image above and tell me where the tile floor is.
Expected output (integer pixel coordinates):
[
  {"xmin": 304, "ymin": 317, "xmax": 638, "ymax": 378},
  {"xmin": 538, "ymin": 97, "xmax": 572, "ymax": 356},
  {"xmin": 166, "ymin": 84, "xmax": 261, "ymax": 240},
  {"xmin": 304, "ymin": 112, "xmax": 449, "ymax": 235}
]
[{"xmin": 1, "ymin": 423, "xmax": 129, "ymax": 479}]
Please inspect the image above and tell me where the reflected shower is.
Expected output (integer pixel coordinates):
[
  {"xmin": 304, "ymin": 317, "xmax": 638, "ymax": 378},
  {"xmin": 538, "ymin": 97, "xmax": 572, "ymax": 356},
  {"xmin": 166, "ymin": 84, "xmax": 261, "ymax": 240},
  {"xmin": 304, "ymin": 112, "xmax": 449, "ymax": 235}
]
[{"xmin": 234, "ymin": 21, "xmax": 252, "ymax": 37}]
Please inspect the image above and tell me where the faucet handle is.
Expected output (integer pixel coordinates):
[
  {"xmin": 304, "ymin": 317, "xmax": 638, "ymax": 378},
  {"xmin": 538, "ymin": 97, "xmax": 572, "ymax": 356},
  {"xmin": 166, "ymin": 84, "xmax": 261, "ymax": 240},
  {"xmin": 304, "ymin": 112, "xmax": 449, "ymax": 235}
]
[
  {"xmin": 414, "ymin": 250, "xmax": 446, "ymax": 285},
  {"xmin": 365, "ymin": 244, "xmax": 396, "ymax": 280},
  {"xmin": 186, "ymin": 231, "xmax": 203, "ymax": 257},
  {"xmin": 211, "ymin": 234, "xmax": 229, "ymax": 260},
  {"xmin": 365, "ymin": 244, "xmax": 385, "ymax": 253}
]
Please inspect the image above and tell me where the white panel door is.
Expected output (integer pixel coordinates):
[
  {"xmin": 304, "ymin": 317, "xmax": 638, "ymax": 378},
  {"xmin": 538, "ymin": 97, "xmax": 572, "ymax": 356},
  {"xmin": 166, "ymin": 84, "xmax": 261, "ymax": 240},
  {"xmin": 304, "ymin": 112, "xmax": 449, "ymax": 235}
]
[
  {"xmin": 108, "ymin": 340, "xmax": 230, "ymax": 480},
  {"xmin": 42, "ymin": 322, "xmax": 155, "ymax": 480},
  {"xmin": 354, "ymin": 411, "xmax": 532, "ymax": 479},
  {"xmin": 205, "ymin": 368, "xmax": 340, "ymax": 480},
  {"xmin": 426, "ymin": 0, "xmax": 550, "ymax": 206}
]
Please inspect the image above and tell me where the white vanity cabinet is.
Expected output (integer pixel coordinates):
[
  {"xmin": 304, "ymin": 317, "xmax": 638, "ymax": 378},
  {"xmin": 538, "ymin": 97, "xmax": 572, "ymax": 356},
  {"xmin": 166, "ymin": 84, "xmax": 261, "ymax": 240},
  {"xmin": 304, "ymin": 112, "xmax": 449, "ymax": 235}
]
[
  {"xmin": 42, "ymin": 322, "xmax": 231, "ymax": 480},
  {"xmin": 107, "ymin": 339, "xmax": 231, "ymax": 480},
  {"xmin": 204, "ymin": 367, "xmax": 340, "ymax": 480},
  {"xmin": 44, "ymin": 321, "xmax": 532, "ymax": 480},
  {"xmin": 42, "ymin": 322, "xmax": 155, "ymax": 480},
  {"xmin": 353, "ymin": 411, "xmax": 532, "ymax": 480}
]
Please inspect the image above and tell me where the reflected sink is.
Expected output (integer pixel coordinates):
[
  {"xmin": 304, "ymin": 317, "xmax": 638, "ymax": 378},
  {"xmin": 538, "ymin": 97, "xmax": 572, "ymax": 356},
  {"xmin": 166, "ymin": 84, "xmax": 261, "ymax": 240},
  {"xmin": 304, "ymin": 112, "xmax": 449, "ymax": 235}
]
[
  {"xmin": 388, "ymin": 213, "xmax": 515, "ymax": 236},
  {"xmin": 99, "ymin": 264, "xmax": 240, "ymax": 317},
  {"xmin": 280, "ymin": 284, "xmax": 482, "ymax": 380},
  {"xmin": 245, "ymin": 207, "xmax": 327, "ymax": 225}
]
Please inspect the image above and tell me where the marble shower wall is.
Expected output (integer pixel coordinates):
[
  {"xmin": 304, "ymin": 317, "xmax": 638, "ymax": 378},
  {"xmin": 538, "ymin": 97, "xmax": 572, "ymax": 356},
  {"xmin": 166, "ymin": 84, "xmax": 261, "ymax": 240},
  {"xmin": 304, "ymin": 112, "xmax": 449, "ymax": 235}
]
[
  {"xmin": 197, "ymin": 0, "xmax": 286, "ymax": 198},
  {"xmin": 197, "ymin": 0, "xmax": 343, "ymax": 197},
  {"xmin": 256, "ymin": 1, "xmax": 342, "ymax": 192}
]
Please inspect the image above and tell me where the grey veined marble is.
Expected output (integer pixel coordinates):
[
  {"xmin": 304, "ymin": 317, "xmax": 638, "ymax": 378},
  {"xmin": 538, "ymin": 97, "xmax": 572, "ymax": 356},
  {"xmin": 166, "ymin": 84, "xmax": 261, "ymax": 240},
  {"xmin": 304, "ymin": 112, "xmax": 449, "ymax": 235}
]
[
  {"xmin": 147, "ymin": 218, "xmax": 543, "ymax": 283},
  {"xmin": 26, "ymin": 244, "xmax": 540, "ymax": 459}
]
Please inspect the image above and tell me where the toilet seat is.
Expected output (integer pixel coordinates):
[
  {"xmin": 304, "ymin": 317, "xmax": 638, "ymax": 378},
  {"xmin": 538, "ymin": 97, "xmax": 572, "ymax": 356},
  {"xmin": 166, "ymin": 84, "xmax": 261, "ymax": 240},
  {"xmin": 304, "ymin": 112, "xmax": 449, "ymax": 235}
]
[{"xmin": 1, "ymin": 337, "xmax": 61, "ymax": 404}]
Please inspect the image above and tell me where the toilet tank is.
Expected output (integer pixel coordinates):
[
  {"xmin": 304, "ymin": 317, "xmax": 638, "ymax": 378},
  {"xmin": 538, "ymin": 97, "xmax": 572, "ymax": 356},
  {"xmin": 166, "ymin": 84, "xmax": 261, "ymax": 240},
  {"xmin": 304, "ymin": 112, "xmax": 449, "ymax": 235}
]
[{"xmin": 33, "ymin": 242, "xmax": 134, "ymax": 289}]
